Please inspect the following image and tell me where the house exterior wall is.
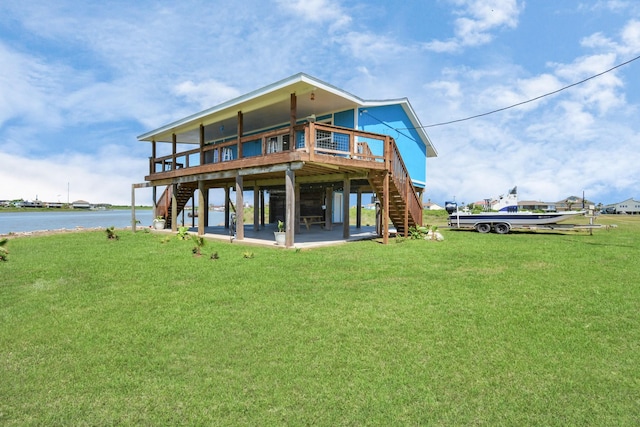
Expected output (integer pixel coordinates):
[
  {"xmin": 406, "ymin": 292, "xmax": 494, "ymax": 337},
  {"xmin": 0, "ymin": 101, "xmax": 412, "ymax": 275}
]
[
  {"xmin": 334, "ymin": 109, "xmax": 355, "ymax": 128},
  {"xmin": 609, "ymin": 198, "xmax": 640, "ymax": 214},
  {"xmin": 356, "ymin": 105, "xmax": 427, "ymax": 188}
]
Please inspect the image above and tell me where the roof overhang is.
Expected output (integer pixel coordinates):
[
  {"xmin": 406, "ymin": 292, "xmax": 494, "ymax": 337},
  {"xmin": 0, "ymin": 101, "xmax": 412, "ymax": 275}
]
[{"xmin": 138, "ymin": 73, "xmax": 437, "ymax": 157}]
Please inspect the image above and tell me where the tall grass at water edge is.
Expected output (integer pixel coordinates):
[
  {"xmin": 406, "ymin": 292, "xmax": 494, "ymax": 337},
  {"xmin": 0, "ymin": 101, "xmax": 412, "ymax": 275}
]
[{"xmin": 0, "ymin": 215, "xmax": 638, "ymax": 425}]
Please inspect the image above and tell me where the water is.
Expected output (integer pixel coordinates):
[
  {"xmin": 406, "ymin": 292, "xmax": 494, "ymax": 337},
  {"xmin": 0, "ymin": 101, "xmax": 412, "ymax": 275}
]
[{"xmin": 0, "ymin": 210, "xmax": 226, "ymax": 234}]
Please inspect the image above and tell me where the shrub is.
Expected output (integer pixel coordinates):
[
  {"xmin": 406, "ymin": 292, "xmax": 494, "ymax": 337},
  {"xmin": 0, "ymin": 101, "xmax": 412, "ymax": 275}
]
[
  {"xmin": 0, "ymin": 238, "xmax": 8, "ymax": 261},
  {"xmin": 105, "ymin": 226, "xmax": 119, "ymax": 240}
]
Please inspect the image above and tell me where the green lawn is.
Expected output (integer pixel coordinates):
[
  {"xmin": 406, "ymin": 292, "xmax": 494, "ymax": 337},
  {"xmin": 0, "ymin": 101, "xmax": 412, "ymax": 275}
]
[{"xmin": 1, "ymin": 215, "xmax": 639, "ymax": 425}]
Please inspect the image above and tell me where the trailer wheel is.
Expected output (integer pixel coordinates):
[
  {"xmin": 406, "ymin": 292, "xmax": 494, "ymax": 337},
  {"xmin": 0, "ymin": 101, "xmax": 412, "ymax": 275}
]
[
  {"xmin": 494, "ymin": 223, "xmax": 510, "ymax": 234},
  {"xmin": 475, "ymin": 223, "xmax": 491, "ymax": 233}
]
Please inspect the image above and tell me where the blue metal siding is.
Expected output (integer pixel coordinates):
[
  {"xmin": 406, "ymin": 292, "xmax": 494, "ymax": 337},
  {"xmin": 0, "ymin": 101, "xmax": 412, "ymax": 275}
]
[
  {"xmin": 358, "ymin": 105, "xmax": 426, "ymax": 187},
  {"xmin": 242, "ymin": 139, "xmax": 262, "ymax": 157},
  {"xmin": 334, "ymin": 109, "xmax": 355, "ymax": 129}
]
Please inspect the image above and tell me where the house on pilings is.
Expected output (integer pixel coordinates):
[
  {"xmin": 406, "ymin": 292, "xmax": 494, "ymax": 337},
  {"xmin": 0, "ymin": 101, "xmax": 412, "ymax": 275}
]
[{"xmin": 133, "ymin": 73, "xmax": 437, "ymax": 247}]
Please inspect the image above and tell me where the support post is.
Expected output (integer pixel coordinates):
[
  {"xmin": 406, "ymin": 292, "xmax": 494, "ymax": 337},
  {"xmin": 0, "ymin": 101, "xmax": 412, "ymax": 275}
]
[
  {"xmin": 225, "ymin": 186, "xmax": 231, "ymax": 229},
  {"xmin": 131, "ymin": 184, "xmax": 137, "ymax": 232},
  {"xmin": 199, "ymin": 124, "xmax": 205, "ymax": 166},
  {"xmin": 325, "ymin": 186, "xmax": 333, "ymax": 231},
  {"xmin": 309, "ymin": 122, "xmax": 316, "ymax": 161},
  {"xmin": 152, "ymin": 186, "xmax": 157, "ymax": 218},
  {"xmin": 236, "ymin": 175, "xmax": 244, "ymax": 240},
  {"xmin": 404, "ymin": 178, "xmax": 409, "ymax": 237},
  {"xmin": 417, "ymin": 189, "xmax": 424, "ymax": 226},
  {"xmin": 204, "ymin": 188, "xmax": 209, "ymax": 227},
  {"xmin": 253, "ymin": 184, "xmax": 260, "ymax": 231},
  {"xmin": 383, "ymin": 172, "xmax": 389, "ymax": 244},
  {"xmin": 198, "ymin": 180, "xmax": 206, "ymax": 235},
  {"xmin": 356, "ymin": 189, "xmax": 362, "ymax": 229},
  {"xmin": 151, "ymin": 140, "xmax": 157, "ymax": 174},
  {"xmin": 172, "ymin": 133, "xmax": 177, "ymax": 168},
  {"xmin": 343, "ymin": 177, "xmax": 351, "ymax": 239},
  {"xmin": 285, "ymin": 166, "xmax": 296, "ymax": 247},
  {"xmin": 290, "ymin": 93, "xmax": 296, "ymax": 150},
  {"xmin": 237, "ymin": 111, "xmax": 243, "ymax": 159},
  {"xmin": 260, "ymin": 189, "xmax": 265, "ymax": 228},
  {"xmin": 295, "ymin": 182, "xmax": 301, "ymax": 234},
  {"xmin": 171, "ymin": 183, "xmax": 178, "ymax": 232}
]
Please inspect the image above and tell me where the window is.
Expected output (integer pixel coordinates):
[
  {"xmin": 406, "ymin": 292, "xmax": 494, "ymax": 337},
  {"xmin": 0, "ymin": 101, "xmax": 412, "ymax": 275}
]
[{"xmin": 267, "ymin": 134, "xmax": 290, "ymax": 154}]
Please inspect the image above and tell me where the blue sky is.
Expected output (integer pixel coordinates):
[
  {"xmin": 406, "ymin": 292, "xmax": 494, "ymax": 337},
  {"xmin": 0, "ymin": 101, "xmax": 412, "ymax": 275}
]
[{"xmin": 1, "ymin": 0, "xmax": 639, "ymax": 206}]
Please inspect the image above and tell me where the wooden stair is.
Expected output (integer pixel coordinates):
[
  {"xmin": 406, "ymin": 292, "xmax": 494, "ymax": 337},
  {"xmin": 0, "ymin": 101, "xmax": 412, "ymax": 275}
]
[
  {"xmin": 368, "ymin": 139, "xmax": 423, "ymax": 236},
  {"xmin": 155, "ymin": 182, "xmax": 198, "ymax": 229}
]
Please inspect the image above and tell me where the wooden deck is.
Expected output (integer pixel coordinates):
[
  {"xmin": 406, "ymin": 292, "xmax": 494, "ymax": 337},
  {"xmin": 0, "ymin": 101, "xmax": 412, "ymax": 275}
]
[
  {"xmin": 146, "ymin": 123, "xmax": 387, "ymax": 183},
  {"xmin": 139, "ymin": 122, "xmax": 423, "ymax": 246}
]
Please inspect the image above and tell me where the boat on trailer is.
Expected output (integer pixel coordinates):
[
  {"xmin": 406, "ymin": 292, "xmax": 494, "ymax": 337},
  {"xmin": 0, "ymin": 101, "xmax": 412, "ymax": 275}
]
[
  {"xmin": 446, "ymin": 186, "xmax": 591, "ymax": 234},
  {"xmin": 448, "ymin": 210, "xmax": 586, "ymax": 234}
]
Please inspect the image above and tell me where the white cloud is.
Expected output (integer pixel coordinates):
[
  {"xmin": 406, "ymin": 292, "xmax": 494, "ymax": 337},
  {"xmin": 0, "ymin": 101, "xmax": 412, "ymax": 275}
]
[
  {"xmin": 337, "ymin": 31, "xmax": 410, "ymax": 61},
  {"xmin": 423, "ymin": 0, "xmax": 523, "ymax": 52},
  {"xmin": 581, "ymin": 20, "xmax": 640, "ymax": 55},
  {"xmin": 173, "ymin": 80, "xmax": 241, "ymax": 110},
  {"xmin": 620, "ymin": 19, "xmax": 640, "ymax": 54},
  {"xmin": 579, "ymin": 0, "xmax": 638, "ymax": 14},
  {"xmin": 276, "ymin": 0, "xmax": 352, "ymax": 29},
  {"xmin": 0, "ymin": 42, "xmax": 65, "ymax": 129},
  {"xmin": 551, "ymin": 53, "xmax": 624, "ymax": 115}
]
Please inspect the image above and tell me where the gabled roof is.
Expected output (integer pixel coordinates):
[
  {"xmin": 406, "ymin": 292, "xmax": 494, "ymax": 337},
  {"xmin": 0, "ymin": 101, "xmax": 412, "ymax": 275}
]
[
  {"xmin": 138, "ymin": 73, "xmax": 437, "ymax": 157},
  {"xmin": 613, "ymin": 197, "xmax": 640, "ymax": 204}
]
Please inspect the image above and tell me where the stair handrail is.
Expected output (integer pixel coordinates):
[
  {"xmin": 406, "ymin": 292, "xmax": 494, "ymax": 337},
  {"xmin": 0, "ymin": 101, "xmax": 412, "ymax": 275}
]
[
  {"xmin": 386, "ymin": 138, "xmax": 423, "ymax": 226},
  {"xmin": 155, "ymin": 186, "xmax": 172, "ymax": 219}
]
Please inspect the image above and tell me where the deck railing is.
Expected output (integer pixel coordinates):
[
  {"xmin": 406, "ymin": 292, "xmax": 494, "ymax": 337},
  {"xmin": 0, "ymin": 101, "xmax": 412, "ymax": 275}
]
[{"xmin": 148, "ymin": 123, "xmax": 391, "ymax": 176}]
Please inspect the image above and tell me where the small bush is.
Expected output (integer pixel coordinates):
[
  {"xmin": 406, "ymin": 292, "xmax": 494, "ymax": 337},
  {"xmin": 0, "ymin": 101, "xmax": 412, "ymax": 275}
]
[
  {"xmin": 105, "ymin": 226, "xmax": 119, "ymax": 240},
  {"xmin": 177, "ymin": 226, "xmax": 190, "ymax": 240},
  {"xmin": 191, "ymin": 234, "xmax": 205, "ymax": 256},
  {"xmin": 0, "ymin": 238, "xmax": 8, "ymax": 261}
]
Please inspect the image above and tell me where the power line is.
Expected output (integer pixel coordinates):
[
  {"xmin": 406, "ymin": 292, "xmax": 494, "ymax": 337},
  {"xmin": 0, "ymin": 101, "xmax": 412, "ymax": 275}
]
[{"xmin": 412, "ymin": 53, "xmax": 640, "ymax": 129}]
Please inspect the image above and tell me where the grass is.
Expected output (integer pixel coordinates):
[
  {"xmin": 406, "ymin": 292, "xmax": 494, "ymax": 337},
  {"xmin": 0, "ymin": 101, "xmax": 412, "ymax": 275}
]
[{"xmin": 1, "ymin": 215, "xmax": 639, "ymax": 425}]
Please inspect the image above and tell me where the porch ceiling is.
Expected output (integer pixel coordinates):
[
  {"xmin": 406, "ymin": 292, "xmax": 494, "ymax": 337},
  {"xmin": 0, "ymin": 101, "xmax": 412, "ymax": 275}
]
[{"xmin": 140, "ymin": 78, "xmax": 361, "ymax": 144}]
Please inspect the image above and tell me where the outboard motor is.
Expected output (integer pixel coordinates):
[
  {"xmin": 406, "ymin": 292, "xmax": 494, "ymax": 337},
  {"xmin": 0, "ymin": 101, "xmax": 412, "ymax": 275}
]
[{"xmin": 445, "ymin": 201, "xmax": 457, "ymax": 214}]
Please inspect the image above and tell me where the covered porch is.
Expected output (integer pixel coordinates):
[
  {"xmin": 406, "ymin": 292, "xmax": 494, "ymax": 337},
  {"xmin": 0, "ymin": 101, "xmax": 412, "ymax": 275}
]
[{"xmin": 172, "ymin": 222, "xmax": 386, "ymax": 249}]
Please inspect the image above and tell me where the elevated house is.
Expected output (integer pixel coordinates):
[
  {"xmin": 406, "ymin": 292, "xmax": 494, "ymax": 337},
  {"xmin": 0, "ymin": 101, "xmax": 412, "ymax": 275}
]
[
  {"xmin": 133, "ymin": 73, "xmax": 437, "ymax": 246},
  {"xmin": 603, "ymin": 198, "xmax": 640, "ymax": 215}
]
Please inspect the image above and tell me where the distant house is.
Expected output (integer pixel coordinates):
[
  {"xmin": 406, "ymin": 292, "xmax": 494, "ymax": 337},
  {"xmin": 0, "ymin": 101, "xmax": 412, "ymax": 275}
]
[
  {"xmin": 424, "ymin": 199, "xmax": 444, "ymax": 210},
  {"xmin": 72, "ymin": 200, "xmax": 91, "ymax": 209},
  {"xmin": 604, "ymin": 198, "xmax": 640, "ymax": 215},
  {"xmin": 22, "ymin": 199, "xmax": 44, "ymax": 208},
  {"xmin": 554, "ymin": 196, "xmax": 595, "ymax": 211}
]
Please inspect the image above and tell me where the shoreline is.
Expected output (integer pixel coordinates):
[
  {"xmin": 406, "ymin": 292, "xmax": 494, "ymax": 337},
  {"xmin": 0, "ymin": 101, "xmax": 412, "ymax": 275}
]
[
  {"xmin": 0, "ymin": 207, "xmax": 152, "ymax": 214},
  {"xmin": 1, "ymin": 225, "xmax": 136, "ymax": 239}
]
